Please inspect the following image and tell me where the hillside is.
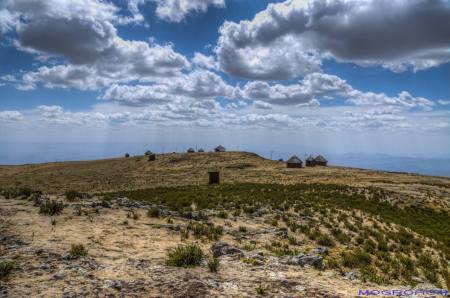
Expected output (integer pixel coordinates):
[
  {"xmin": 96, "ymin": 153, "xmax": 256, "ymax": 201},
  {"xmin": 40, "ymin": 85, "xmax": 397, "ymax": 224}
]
[
  {"xmin": 0, "ymin": 152, "xmax": 449, "ymax": 211},
  {"xmin": 1, "ymin": 152, "xmax": 449, "ymax": 297}
]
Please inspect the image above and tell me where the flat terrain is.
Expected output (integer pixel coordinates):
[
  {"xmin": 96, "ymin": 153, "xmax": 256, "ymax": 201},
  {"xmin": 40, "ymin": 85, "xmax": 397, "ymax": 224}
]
[{"xmin": 0, "ymin": 152, "xmax": 449, "ymax": 297}]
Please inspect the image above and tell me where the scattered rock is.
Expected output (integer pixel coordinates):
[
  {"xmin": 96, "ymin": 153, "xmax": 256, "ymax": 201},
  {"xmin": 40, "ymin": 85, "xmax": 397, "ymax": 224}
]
[
  {"xmin": 181, "ymin": 211, "xmax": 203, "ymax": 221},
  {"xmin": 246, "ymin": 251, "xmax": 265, "ymax": 261},
  {"xmin": 174, "ymin": 280, "xmax": 208, "ymax": 298},
  {"xmin": 51, "ymin": 273, "xmax": 67, "ymax": 281},
  {"xmin": 115, "ymin": 197, "xmax": 147, "ymax": 208},
  {"xmin": 275, "ymin": 228, "xmax": 288, "ymax": 238},
  {"xmin": 312, "ymin": 246, "xmax": 328, "ymax": 254},
  {"xmin": 280, "ymin": 254, "xmax": 323, "ymax": 269},
  {"xmin": 91, "ymin": 200, "xmax": 111, "ymax": 208},
  {"xmin": 104, "ymin": 279, "xmax": 123, "ymax": 290},
  {"xmin": 39, "ymin": 263, "xmax": 52, "ymax": 271},
  {"xmin": 62, "ymin": 292, "xmax": 78, "ymax": 298},
  {"xmin": 211, "ymin": 242, "xmax": 243, "ymax": 257},
  {"xmin": 344, "ymin": 271, "xmax": 360, "ymax": 281}
]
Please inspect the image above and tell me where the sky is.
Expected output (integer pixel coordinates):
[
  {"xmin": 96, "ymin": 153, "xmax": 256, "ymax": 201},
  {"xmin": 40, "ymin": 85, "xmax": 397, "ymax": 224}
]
[{"xmin": 0, "ymin": 0, "xmax": 450, "ymax": 166}]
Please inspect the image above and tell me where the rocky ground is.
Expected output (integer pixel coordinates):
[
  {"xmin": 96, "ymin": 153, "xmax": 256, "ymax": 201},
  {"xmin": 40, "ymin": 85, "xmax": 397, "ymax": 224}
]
[
  {"xmin": 0, "ymin": 194, "xmax": 444, "ymax": 297},
  {"xmin": 0, "ymin": 152, "xmax": 448, "ymax": 297}
]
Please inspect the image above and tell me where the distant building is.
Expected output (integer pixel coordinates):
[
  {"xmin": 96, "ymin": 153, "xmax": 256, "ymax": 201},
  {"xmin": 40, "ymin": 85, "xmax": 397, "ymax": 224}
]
[
  {"xmin": 314, "ymin": 155, "xmax": 328, "ymax": 166},
  {"xmin": 147, "ymin": 151, "xmax": 156, "ymax": 161},
  {"xmin": 215, "ymin": 145, "xmax": 226, "ymax": 152},
  {"xmin": 306, "ymin": 155, "xmax": 315, "ymax": 167},
  {"xmin": 187, "ymin": 148, "xmax": 195, "ymax": 153},
  {"xmin": 198, "ymin": 148, "xmax": 205, "ymax": 153},
  {"xmin": 286, "ymin": 155, "xmax": 303, "ymax": 168},
  {"xmin": 208, "ymin": 171, "xmax": 220, "ymax": 184}
]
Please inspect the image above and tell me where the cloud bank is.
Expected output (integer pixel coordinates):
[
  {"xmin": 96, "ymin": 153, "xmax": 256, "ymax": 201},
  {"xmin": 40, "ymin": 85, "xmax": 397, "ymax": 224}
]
[{"xmin": 216, "ymin": 0, "xmax": 450, "ymax": 79}]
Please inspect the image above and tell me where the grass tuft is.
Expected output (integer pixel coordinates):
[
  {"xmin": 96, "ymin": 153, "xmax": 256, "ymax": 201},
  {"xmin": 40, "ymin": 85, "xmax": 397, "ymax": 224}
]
[
  {"xmin": 39, "ymin": 200, "xmax": 64, "ymax": 216},
  {"xmin": 166, "ymin": 243, "xmax": 203, "ymax": 267},
  {"xmin": 70, "ymin": 244, "xmax": 88, "ymax": 258}
]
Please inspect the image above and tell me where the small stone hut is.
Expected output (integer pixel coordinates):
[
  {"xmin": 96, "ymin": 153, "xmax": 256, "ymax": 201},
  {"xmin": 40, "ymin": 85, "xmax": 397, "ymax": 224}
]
[
  {"xmin": 208, "ymin": 171, "xmax": 220, "ymax": 184},
  {"xmin": 306, "ymin": 155, "xmax": 315, "ymax": 167},
  {"xmin": 215, "ymin": 145, "xmax": 226, "ymax": 152},
  {"xmin": 147, "ymin": 151, "xmax": 156, "ymax": 161},
  {"xmin": 286, "ymin": 155, "xmax": 303, "ymax": 168},
  {"xmin": 314, "ymin": 155, "xmax": 328, "ymax": 166}
]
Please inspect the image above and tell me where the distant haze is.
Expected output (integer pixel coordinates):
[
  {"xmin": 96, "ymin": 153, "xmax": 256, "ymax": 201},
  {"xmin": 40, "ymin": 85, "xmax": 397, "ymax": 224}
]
[{"xmin": 1, "ymin": 142, "xmax": 449, "ymax": 177}]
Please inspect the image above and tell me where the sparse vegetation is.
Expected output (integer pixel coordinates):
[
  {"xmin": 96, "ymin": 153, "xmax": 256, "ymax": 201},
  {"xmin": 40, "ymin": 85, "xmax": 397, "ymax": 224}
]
[
  {"xmin": 147, "ymin": 207, "xmax": 160, "ymax": 218},
  {"xmin": 39, "ymin": 200, "xmax": 64, "ymax": 216},
  {"xmin": 341, "ymin": 249, "xmax": 372, "ymax": 269},
  {"xmin": 166, "ymin": 243, "xmax": 203, "ymax": 267},
  {"xmin": 1, "ymin": 152, "xmax": 449, "ymax": 293},
  {"xmin": 317, "ymin": 234, "xmax": 335, "ymax": 247},
  {"xmin": 255, "ymin": 284, "xmax": 268, "ymax": 296},
  {"xmin": 0, "ymin": 260, "xmax": 15, "ymax": 280},
  {"xmin": 70, "ymin": 244, "xmax": 88, "ymax": 258},
  {"xmin": 207, "ymin": 257, "xmax": 220, "ymax": 273},
  {"xmin": 187, "ymin": 222, "xmax": 223, "ymax": 241},
  {"xmin": 65, "ymin": 190, "xmax": 83, "ymax": 201}
]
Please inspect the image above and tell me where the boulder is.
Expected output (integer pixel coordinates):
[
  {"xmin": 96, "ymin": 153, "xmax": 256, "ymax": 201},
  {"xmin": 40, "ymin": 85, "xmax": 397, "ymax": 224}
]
[
  {"xmin": 275, "ymin": 228, "xmax": 288, "ymax": 238},
  {"xmin": 211, "ymin": 242, "xmax": 243, "ymax": 257},
  {"xmin": 312, "ymin": 246, "xmax": 328, "ymax": 254},
  {"xmin": 280, "ymin": 254, "xmax": 323, "ymax": 269}
]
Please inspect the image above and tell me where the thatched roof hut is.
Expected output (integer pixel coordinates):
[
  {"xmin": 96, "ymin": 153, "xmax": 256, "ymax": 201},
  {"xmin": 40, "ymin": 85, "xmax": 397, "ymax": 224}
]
[
  {"xmin": 314, "ymin": 155, "xmax": 328, "ymax": 166},
  {"xmin": 215, "ymin": 145, "xmax": 226, "ymax": 152},
  {"xmin": 286, "ymin": 155, "xmax": 303, "ymax": 168},
  {"xmin": 306, "ymin": 155, "xmax": 315, "ymax": 167},
  {"xmin": 187, "ymin": 148, "xmax": 195, "ymax": 153}
]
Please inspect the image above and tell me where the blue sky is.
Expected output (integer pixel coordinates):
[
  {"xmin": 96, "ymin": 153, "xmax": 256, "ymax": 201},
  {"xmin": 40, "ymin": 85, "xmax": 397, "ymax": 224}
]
[{"xmin": 0, "ymin": 0, "xmax": 449, "ymax": 164}]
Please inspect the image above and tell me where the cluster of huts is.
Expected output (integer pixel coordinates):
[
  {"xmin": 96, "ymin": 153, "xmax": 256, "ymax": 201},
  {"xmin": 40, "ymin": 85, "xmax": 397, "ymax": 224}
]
[
  {"xmin": 286, "ymin": 155, "xmax": 328, "ymax": 168},
  {"xmin": 144, "ymin": 145, "xmax": 226, "ymax": 161},
  {"xmin": 186, "ymin": 145, "xmax": 225, "ymax": 154}
]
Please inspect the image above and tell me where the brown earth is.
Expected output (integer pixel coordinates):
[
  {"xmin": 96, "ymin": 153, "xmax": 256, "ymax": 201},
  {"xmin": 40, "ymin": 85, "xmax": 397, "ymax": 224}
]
[{"xmin": 0, "ymin": 152, "xmax": 449, "ymax": 210}]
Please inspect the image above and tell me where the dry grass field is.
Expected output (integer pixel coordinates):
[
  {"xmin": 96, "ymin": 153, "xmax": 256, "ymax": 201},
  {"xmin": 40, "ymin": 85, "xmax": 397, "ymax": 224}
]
[
  {"xmin": 0, "ymin": 152, "xmax": 449, "ymax": 210},
  {"xmin": 0, "ymin": 152, "xmax": 449, "ymax": 297}
]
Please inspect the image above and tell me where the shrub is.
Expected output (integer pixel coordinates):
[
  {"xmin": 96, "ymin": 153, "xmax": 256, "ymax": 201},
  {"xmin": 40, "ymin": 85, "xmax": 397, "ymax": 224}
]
[
  {"xmin": 180, "ymin": 229, "xmax": 189, "ymax": 240},
  {"xmin": 166, "ymin": 243, "xmax": 203, "ymax": 267},
  {"xmin": 207, "ymin": 257, "xmax": 220, "ymax": 273},
  {"xmin": 188, "ymin": 222, "xmax": 223, "ymax": 241},
  {"xmin": 147, "ymin": 207, "xmax": 160, "ymax": 218},
  {"xmin": 255, "ymin": 284, "xmax": 268, "ymax": 296},
  {"xmin": 65, "ymin": 190, "xmax": 82, "ymax": 201},
  {"xmin": 418, "ymin": 253, "xmax": 439, "ymax": 284},
  {"xmin": 238, "ymin": 226, "xmax": 247, "ymax": 233},
  {"xmin": 39, "ymin": 200, "xmax": 64, "ymax": 216},
  {"xmin": 288, "ymin": 236, "xmax": 299, "ymax": 246},
  {"xmin": 70, "ymin": 244, "xmax": 88, "ymax": 258},
  {"xmin": 361, "ymin": 265, "xmax": 385, "ymax": 284},
  {"xmin": 317, "ymin": 234, "xmax": 335, "ymax": 247},
  {"xmin": 127, "ymin": 211, "xmax": 140, "ymax": 220},
  {"xmin": 233, "ymin": 209, "xmax": 242, "ymax": 217},
  {"xmin": 0, "ymin": 261, "xmax": 15, "ymax": 280},
  {"xmin": 217, "ymin": 210, "xmax": 228, "ymax": 219},
  {"xmin": 341, "ymin": 249, "xmax": 372, "ymax": 268},
  {"xmin": 363, "ymin": 239, "xmax": 376, "ymax": 254}
]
